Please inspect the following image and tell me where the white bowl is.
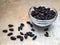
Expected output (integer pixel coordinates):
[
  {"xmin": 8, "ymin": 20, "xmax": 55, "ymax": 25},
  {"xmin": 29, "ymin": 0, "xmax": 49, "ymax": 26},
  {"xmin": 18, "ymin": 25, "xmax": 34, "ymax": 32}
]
[{"xmin": 28, "ymin": 5, "xmax": 58, "ymax": 27}]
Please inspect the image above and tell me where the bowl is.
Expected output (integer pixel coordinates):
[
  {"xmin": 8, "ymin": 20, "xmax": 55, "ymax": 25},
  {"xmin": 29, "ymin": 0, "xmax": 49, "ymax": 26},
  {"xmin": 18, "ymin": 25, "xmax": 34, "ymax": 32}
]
[{"xmin": 28, "ymin": 5, "xmax": 58, "ymax": 27}]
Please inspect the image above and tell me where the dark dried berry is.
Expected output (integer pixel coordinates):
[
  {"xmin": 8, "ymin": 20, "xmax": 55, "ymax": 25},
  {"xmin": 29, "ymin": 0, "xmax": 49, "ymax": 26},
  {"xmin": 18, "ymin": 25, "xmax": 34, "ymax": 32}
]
[
  {"xmin": 31, "ymin": 29, "xmax": 35, "ymax": 32},
  {"xmin": 38, "ymin": 6, "xmax": 42, "ymax": 10},
  {"xmin": 20, "ymin": 26, "xmax": 23, "ymax": 30},
  {"xmin": 31, "ymin": 11, "xmax": 37, "ymax": 17},
  {"xmin": 47, "ymin": 8, "xmax": 50, "ymax": 11},
  {"xmin": 26, "ymin": 32, "xmax": 32, "ymax": 36},
  {"xmin": 30, "ymin": 24, "xmax": 33, "ymax": 27},
  {"xmin": 20, "ymin": 36, "xmax": 23, "ymax": 41},
  {"xmin": 18, "ymin": 26, "xmax": 22, "ymax": 31},
  {"xmin": 27, "ymin": 21, "xmax": 31, "ymax": 24},
  {"xmin": 8, "ymin": 24, "xmax": 13, "ymax": 27},
  {"xmin": 33, "ymin": 7, "xmax": 37, "ymax": 11},
  {"xmin": 7, "ymin": 32, "xmax": 13, "ymax": 36},
  {"xmin": 2, "ymin": 30, "xmax": 8, "ymax": 33},
  {"xmin": 44, "ymin": 28, "xmax": 48, "ymax": 31},
  {"xmin": 44, "ymin": 32, "xmax": 49, "ymax": 37},
  {"xmin": 18, "ymin": 27, "xmax": 20, "ymax": 31},
  {"xmin": 32, "ymin": 36, "xmax": 37, "ymax": 40},
  {"xmin": 51, "ymin": 10, "xmax": 56, "ymax": 15},
  {"xmin": 17, "ymin": 35, "xmax": 22, "ymax": 38},
  {"xmin": 24, "ymin": 34, "xmax": 28, "ymax": 39},
  {"xmin": 9, "ymin": 28, "xmax": 14, "ymax": 31},
  {"xmin": 30, "ymin": 34, "xmax": 34, "ymax": 37},
  {"xmin": 27, "ymin": 21, "xmax": 33, "ymax": 27},
  {"xmin": 16, "ymin": 35, "xmax": 23, "ymax": 41},
  {"xmin": 20, "ymin": 32, "xmax": 24, "ymax": 35},
  {"xmin": 21, "ymin": 23, "xmax": 24, "ymax": 27},
  {"xmin": 26, "ymin": 32, "xmax": 34, "ymax": 37},
  {"xmin": 10, "ymin": 36, "xmax": 16, "ymax": 40}
]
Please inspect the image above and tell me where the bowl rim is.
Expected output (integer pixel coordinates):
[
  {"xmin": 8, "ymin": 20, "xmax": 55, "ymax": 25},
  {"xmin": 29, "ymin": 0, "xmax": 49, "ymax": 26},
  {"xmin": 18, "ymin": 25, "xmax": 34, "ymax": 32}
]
[{"xmin": 28, "ymin": 5, "xmax": 58, "ymax": 21}]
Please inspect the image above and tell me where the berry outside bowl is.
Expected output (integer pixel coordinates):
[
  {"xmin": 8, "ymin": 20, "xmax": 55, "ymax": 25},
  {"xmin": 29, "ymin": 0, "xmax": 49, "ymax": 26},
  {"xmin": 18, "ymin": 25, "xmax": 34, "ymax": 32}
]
[{"xmin": 28, "ymin": 5, "xmax": 58, "ymax": 27}]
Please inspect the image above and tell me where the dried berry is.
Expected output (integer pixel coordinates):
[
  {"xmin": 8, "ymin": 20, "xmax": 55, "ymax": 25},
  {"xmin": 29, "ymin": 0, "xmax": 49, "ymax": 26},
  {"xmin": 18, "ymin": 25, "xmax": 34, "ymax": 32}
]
[
  {"xmin": 44, "ymin": 32, "xmax": 49, "ymax": 37},
  {"xmin": 16, "ymin": 35, "xmax": 23, "ymax": 41},
  {"xmin": 27, "ymin": 21, "xmax": 33, "ymax": 27},
  {"xmin": 26, "ymin": 32, "xmax": 34, "ymax": 37},
  {"xmin": 18, "ymin": 27, "xmax": 20, "ymax": 31},
  {"xmin": 21, "ymin": 23, "xmax": 24, "ymax": 27},
  {"xmin": 20, "ymin": 32, "xmax": 24, "ymax": 35},
  {"xmin": 8, "ymin": 24, "xmax": 13, "ymax": 27},
  {"xmin": 26, "ymin": 32, "xmax": 32, "ymax": 36},
  {"xmin": 2, "ymin": 30, "xmax": 8, "ymax": 33},
  {"xmin": 31, "ymin": 29, "xmax": 35, "ymax": 32},
  {"xmin": 10, "ymin": 36, "xmax": 16, "ymax": 40},
  {"xmin": 30, "ymin": 34, "xmax": 34, "ymax": 37},
  {"xmin": 7, "ymin": 32, "xmax": 13, "ymax": 36},
  {"xmin": 20, "ymin": 36, "xmax": 23, "ymax": 41},
  {"xmin": 32, "ymin": 36, "xmax": 37, "ymax": 40},
  {"xmin": 18, "ymin": 26, "xmax": 22, "ymax": 31},
  {"xmin": 9, "ymin": 28, "xmax": 14, "ymax": 31},
  {"xmin": 27, "ymin": 21, "xmax": 31, "ymax": 24},
  {"xmin": 30, "ymin": 24, "xmax": 33, "ymax": 27},
  {"xmin": 17, "ymin": 35, "xmax": 22, "ymax": 38},
  {"xmin": 24, "ymin": 34, "xmax": 28, "ymax": 39}
]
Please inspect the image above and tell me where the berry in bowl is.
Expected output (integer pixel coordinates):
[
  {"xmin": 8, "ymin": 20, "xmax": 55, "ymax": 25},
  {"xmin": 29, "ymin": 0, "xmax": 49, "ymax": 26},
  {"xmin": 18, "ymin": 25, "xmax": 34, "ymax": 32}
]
[{"xmin": 28, "ymin": 5, "xmax": 58, "ymax": 27}]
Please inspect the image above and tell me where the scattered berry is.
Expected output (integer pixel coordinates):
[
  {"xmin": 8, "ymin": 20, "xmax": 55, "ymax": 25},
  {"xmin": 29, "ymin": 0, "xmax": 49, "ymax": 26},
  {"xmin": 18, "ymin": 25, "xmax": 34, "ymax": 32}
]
[
  {"xmin": 44, "ymin": 32, "xmax": 49, "ymax": 37},
  {"xmin": 27, "ymin": 21, "xmax": 33, "ymax": 27},
  {"xmin": 31, "ymin": 29, "xmax": 35, "ymax": 32},
  {"xmin": 26, "ymin": 32, "xmax": 32, "ymax": 36},
  {"xmin": 20, "ymin": 32, "xmax": 24, "ymax": 35},
  {"xmin": 10, "ymin": 36, "xmax": 16, "ymax": 40},
  {"xmin": 30, "ymin": 24, "xmax": 33, "ymax": 27},
  {"xmin": 27, "ymin": 21, "xmax": 31, "ymax": 24},
  {"xmin": 32, "ymin": 35, "xmax": 37, "ymax": 40},
  {"xmin": 30, "ymin": 34, "xmax": 34, "ymax": 37},
  {"xmin": 26, "ymin": 32, "xmax": 34, "ymax": 37},
  {"xmin": 20, "ymin": 36, "xmax": 23, "ymax": 41},
  {"xmin": 8, "ymin": 24, "xmax": 13, "ymax": 27},
  {"xmin": 18, "ymin": 26, "xmax": 22, "ymax": 31},
  {"xmin": 24, "ymin": 34, "xmax": 28, "ymax": 39},
  {"xmin": 9, "ymin": 28, "xmax": 14, "ymax": 31},
  {"xmin": 2, "ymin": 30, "xmax": 8, "ymax": 33},
  {"xmin": 18, "ymin": 27, "xmax": 20, "ymax": 31},
  {"xmin": 21, "ymin": 23, "xmax": 24, "ymax": 27},
  {"xmin": 17, "ymin": 35, "xmax": 22, "ymax": 38},
  {"xmin": 16, "ymin": 35, "xmax": 23, "ymax": 41},
  {"xmin": 7, "ymin": 32, "xmax": 13, "ymax": 36}
]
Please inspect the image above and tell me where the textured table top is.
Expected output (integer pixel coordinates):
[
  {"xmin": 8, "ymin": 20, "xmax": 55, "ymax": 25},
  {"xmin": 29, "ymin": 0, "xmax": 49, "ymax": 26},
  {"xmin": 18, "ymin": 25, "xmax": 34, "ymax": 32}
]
[{"xmin": 0, "ymin": 0, "xmax": 60, "ymax": 45}]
